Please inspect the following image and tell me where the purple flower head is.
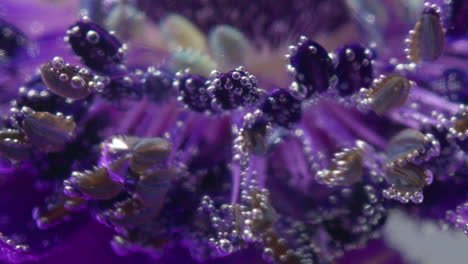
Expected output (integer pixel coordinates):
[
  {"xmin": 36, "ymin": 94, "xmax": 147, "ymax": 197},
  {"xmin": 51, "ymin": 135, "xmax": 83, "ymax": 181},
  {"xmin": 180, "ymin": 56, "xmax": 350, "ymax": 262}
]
[{"xmin": 1, "ymin": 0, "xmax": 468, "ymax": 264}]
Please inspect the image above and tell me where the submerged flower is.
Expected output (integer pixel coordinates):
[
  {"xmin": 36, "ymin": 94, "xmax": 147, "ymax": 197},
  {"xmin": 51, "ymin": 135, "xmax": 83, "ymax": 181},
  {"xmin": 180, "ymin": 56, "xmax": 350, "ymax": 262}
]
[{"xmin": 0, "ymin": 0, "xmax": 467, "ymax": 263}]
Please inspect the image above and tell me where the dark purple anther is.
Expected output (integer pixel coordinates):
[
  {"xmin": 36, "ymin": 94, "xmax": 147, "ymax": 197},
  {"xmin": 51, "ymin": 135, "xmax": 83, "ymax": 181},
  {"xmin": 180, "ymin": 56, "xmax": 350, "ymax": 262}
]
[
  {"xmin": 174, "ymin": 71, "xmax": 211, "ymax": 112},
  {"xmin": 100, "ymin": 73, "xmax": 144, "ymax": 102},
  {"xmin": 66, "ymin": 20, "xmax": 124, "ymax": 73},
  {"xmin": 208, "ymin": 67, "xmax": 260, "ymax": 110},
  {"xmin": 444, "ymin": 0, "xmax": 468, "ymax": 37},
  {"xmin": 0, "ymin": 18, "xmax": 28, "ymax": 60},
  {"xmin": 288, "ymin": 37, "xmax": 336, "ymax": 98},
  {"xmin": 143, "ymin": 68, "xmax": 174, "ymax": 102},
  {"xmin": 261, "ymin": 89, "xmax": 302, "ymax": 128},
  {"xmin": 336, "ymin": 44, "xmax": 374, "ymax": 96}
]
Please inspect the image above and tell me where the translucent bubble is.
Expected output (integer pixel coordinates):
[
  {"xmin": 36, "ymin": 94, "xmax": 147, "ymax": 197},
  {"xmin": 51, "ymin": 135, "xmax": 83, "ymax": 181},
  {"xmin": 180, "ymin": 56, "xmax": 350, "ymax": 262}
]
[
  {"xmin": 51, "ymin": 56, "xmax": 65, "ymax": 70},
  {"xmin": 71, "ymin": 76, "xmax": 85, "ymax": 89},
  {"xmin": 59, "ymin": 73, "xmax": 69, "ymax": 82},
  {"xmin": 289, "ymin": 81, "xmax": 308, "ymax": 101},
  {"xmin": 411, "ymin": 191, "xmax": 424, "ymax": 204},
  {"xmin": 86, "ymin": 30, "xmax": 100, "ymax": 44},
  {"xmin": 218, "ymin": 239, "xmax": 233, "ymax": 254}
]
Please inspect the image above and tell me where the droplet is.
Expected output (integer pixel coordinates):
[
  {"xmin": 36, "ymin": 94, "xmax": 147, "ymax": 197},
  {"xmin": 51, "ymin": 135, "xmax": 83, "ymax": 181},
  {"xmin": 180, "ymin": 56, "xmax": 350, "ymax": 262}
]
[
  {"xmin": 217, "ymin": 239, "xmax": 234, "ymax": 255},
  {"xmin": 71, "ymin": 76, "xmax": 85, "ymax": 89},
  {"xmin": 59, "ymin": 73, "xmax": 69, "ymax": 82},
  {"xmin": 367, "ymin": 74, "xmax": 412, "ymax": 115},
  {"xmin": 51, "ymin": 56, "xmax": 65, "ymax": 70},
  {"xmin": 288, "ymin": 81, "xmax": 308, "ymax": 101},
  {"xmin": 407, "ymin": 6, "xmax": 445, "ymax": 62},
  {"xmin": 86, "ymin": 30, "xmax": 100, "ymax": 44}
]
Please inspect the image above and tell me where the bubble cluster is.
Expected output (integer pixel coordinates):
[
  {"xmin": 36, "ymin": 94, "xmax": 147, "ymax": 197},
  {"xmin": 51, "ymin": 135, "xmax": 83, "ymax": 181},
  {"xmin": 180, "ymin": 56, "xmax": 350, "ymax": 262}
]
[
  {"xmin": 208, "ymin": 67, "xmax": 261, "ymax": 110},
  {"xmin": 174, "ymin": 70, "xmax": 211, "ymax": 112}
]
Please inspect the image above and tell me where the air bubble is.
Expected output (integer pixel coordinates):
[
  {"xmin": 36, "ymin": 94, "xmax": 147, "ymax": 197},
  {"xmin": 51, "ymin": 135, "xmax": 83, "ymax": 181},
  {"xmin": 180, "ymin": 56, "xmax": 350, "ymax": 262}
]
[
  {"xmin": 218, "ymin": 239, "xmax": 233, "ymax": 254},
  {"xmin": 59, "ymin": 73, "xmax": 69, "ymax": 82},
  {"xmin": 51, "ymin": 56, "xmax": 65, "ymax": 70},
  {"xmin": 71, "ymin": 76, "xmax": 85, "ymax": 89},
  {"xmin": 86, "ymin": 30, "xmax": 100, "ymax": 44}
]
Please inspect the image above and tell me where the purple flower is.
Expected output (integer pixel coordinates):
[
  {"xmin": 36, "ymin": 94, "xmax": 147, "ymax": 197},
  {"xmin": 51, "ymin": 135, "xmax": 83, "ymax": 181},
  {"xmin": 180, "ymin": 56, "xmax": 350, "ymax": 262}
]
[{"xmin": 1, "ymin": 0, "xmax": 467, "ymax": 263}]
